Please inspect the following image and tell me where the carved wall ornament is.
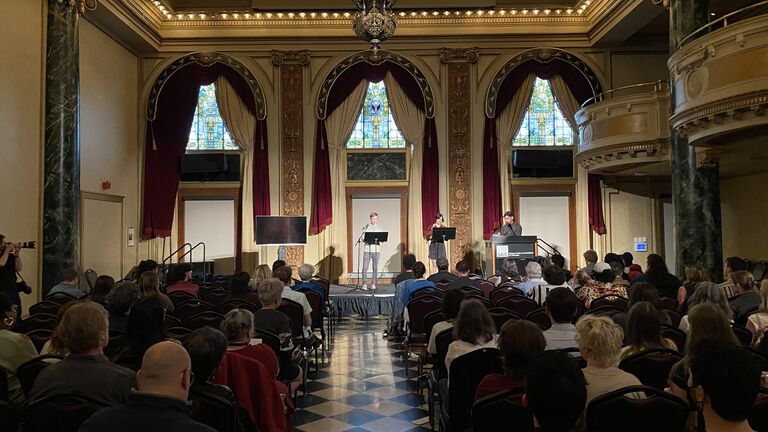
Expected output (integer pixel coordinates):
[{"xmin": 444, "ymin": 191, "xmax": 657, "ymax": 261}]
[
  {"xmin": 671, "ymin": 90, "xmax": 768, "ymax": 138},
  {"xmin": 686, "ymin": 67, "xmax": 708, "ymax": 99},
  {"xmin": 439, "ymin": 48, "xmax": 479, "ymax": 64},
  {"xmin": 55, "ymin": 0, "xmax": 96, "ymax": 14},
  {"xmin": 271, "ymin": 50, "xmax": 311, "ymax": 66}
]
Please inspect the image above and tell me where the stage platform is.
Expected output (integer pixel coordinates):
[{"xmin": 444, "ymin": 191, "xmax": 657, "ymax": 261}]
[{"xmin": 329, "ymin": 284, "xmax": 395, "ymax": 317}]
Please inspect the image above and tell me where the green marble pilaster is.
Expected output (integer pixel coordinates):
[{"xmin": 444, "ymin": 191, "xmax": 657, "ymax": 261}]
[
  {"xmin": 670, "ymin": 0, "xmax": 722, "ymax": 279},
  {"xmin": 42, "ymin": 1, "xmax": 81, "ymax": 293}
]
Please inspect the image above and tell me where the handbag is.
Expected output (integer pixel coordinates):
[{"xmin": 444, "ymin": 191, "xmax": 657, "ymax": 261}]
[{"xmin": 16, "ymin": 271, "xmax": 32, "ymax": 294}]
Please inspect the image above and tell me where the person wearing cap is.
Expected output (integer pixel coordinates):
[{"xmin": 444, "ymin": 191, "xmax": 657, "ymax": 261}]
[
  {"xmin": 499, "ymin": 211, "xmax": 522, "ymax": 237},
  {"xmin": 577, "ymin": 262, "xmax": 628, "ymax": 309}
]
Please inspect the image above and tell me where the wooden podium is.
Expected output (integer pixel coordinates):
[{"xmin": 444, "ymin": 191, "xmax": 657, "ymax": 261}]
[{"xmin": 485, "ymin": 235, "xmax": 538, "ymax": 276}]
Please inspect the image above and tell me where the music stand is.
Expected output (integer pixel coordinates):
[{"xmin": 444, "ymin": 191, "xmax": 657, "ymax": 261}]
[{"xmin": 431, "ymin": 227, "xmax": 455, "ymax": 243}]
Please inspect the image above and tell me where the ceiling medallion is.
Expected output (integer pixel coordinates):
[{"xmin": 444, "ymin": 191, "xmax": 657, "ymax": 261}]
[{"xmin": 352, "ymin": 0, "xmax": 398, "ymax": 56}]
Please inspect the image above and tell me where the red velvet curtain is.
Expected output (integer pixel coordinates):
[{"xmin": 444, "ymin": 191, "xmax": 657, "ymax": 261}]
[
  {"xmin": 482, "ymin": 58, "xmax": 597, "ymax": 239},
  {"xmin": 310, "ymin": 60, "xmax": 438, "ymax": 237},
  {"xmin": 141, "ymin": 63, "xmax": 269, "ymax": 240},
  {"xmin": 588, "ymin": 174, "xmax": 606, "ymax": 235}
]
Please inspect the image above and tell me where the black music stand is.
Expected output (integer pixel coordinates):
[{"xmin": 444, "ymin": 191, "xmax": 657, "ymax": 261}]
[{"xmin": 431, "ymin": 227, "xmax": 455, "ymax": 243}]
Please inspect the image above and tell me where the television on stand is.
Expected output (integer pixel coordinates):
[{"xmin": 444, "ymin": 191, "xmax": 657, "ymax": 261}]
[{"xmin": 255, "ymin": 216, "xmax": 307, "ymax": 245}]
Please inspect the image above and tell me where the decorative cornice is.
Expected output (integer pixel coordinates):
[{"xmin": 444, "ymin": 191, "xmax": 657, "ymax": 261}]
[
  {"xmin": 671, "ymin": 89, "xmax": 768, "ymax": 137},
  {"xmin": 440, "ymin": 48, "xmax": 479, "ymax": 64},
  {"xmin": 146, "ymin": 52, "xmax": 267, "ymax": 121},
  {"xmin": 56, "ymin": 0, "xmax": 97, "ymax": 14},
  {"xmin": 271, "ymin": 50, "xmax": 311, "ymax": 66},
  {"xmin": 575, "ymin": 140, "xmax": 670, "ymax": 169},
  {"xmin": 316, "ymin": 50, "xmax": 434, "ymax": 119}
]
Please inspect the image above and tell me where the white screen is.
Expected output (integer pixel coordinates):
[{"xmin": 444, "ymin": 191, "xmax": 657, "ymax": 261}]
[
  {"xmin": 184, "ymin": 199, "xmax": 235, "ymax": 262},
  {"xmin": 519, "ymin": 195, "xmax": 571, "ymax": 267},
  {"xmin": 350, "ymin": 195, "xmax": 402, "ymax": 275}
]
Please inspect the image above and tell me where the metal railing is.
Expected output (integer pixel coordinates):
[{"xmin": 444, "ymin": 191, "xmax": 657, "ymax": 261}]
[
  {"xmin": 162, "ymin": 243, "xmax": 192, "ymax": 268},
  {"xmin": 581, "ymin": 80, "xmax": 669, "ymax": 108},
  {"xmin": 161, "ymin": 241, "xmax": 207, "ymax": 284},
  {"xmin": 678, "ymin": 0, "xmax": 768, "ymax": 48}
]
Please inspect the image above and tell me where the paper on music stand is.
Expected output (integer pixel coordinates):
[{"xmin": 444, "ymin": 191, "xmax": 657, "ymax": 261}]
[{"xmin": 496, "ymin": 245, "xmax": 509, "ymax": 258}]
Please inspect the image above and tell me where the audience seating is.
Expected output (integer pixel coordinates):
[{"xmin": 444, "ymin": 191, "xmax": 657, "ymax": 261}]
[
  {"xmin": 464, "ymin": 294, "xmax": 492, "ymax": 309},
  {"xmin": 186, "ymin": 311, "xmax": 225, "ymax": 330},
  {"xmin": 496, "ymin": 281, "xmax": 521, "ymax": 290},
  {"xmin": 659, "ymin": 324, "xmax": 686, "ymax": 352},
  {"xmin": 29, "ymin": 301, "xmax": 61, "ymax": 316},
  {"xmin": 664, "ymin": 309, "xmax": 682, "ymax": 328},
  {"xmin": 163, "ymin": 314, "xmax": 183, "ymax": 330},
  {"xmin": 586, "ymin": 385, "xmax": 689, "ymax": 432},
  {"xmin": 479, "ymin": 280, "xmax": 495, "ymax": 298},
  {"xmin": 496, "ymin": 296, "xmax": 539, "ymax": 318},
  {"xmin": 525, "ymin": 308, "xmax": 551, "ymax": 330},
  {"xmin": 658, "ymin": 297, "xmax": 678, "ymax": 313},
  {"xmin": 618, "ymin": 348, "xmax": 683, "ymax": 390},
  {"xmin": 189, "ymin": 386, "xmax": 242, "ymax": 432},
  {"xmin": 458, "ymin": 286, "xmax": 483, "ymax": 298},
  {"xmin": 25, "ymin": 329, "xmax": 53, "ymax": 353},
  {"xmin": 46, "ymin": 293, "xmax": 78, "ymax": 305},
  {"xmin": 251, "ymin": 329, "xmax": 282, "ymax": 362},
  {"xmin": 732, "ymin": 323, "xmax": 753, "ymax": 347},
  {"xmin": 441, "ymin": 348, "xmax": 503, "ymax": 432},
  {"xmin": 217, "ymin": 299, "xmax": 260, "ymax": 315},
  {"xmin": 747, "ymin": 348, "xmax": 768, "ymax": 371},
  {"xmin": 174, "ymin": 300, "xmax": 216, "ymax": 323},
  {"xmin": 752, "ymin": 261, "xmax": 767, "ymax": 282},
  {"xmin": 487, "ymin": 307, "xmax": 520, "ymax": 332},
  {"xmin": 277, "ymin": 299, "xmax": 315, "ymax": 382},
  {"xmin": 165, "ymin": 326, "xmax": 193, "ymax": 339},
  {"xmin": 83, "ymin": 269, "xmax": 98, "ymax": 292},
  {"xmin": 434, "ymin": 282, "xmax": 450, "ymax": 291},
  {"xmin": 559, "ymin": 347, "xmax": 587, "ymax": 368},
  {"xmin": 405, "ymin": 296, "xmax": 443, "ymax": 374},
  {"xmin": 15, "ymin": 313, "xmax": 58, "ymax": 333},
  {"xmin": 0, "ymin": 369, "xmax": 9, "ymax": 431},
  {"xmin": 472, "ymin": 387, "xmax": 534, "ymax": 432},
  {"xmin": 433, "ymin": 328, "xmax": 456, "ymax": 381},
  {"xmin": 23, "ymin": 393, "xmax": 109, "ymax": 432},
  {"xmin": 167, "ymin": 291, "xmax": 197, "ymax": 306},
  {"xmin": 104, "ymin": 333, "xmax": 129, "ymax": 362},
  {"xmin": 584, "ymin": 305, "xmax": 624, "ymax": 319},
  {"xmin": 296, "ymin": 288, "xmax": 326, "ymax": 350},
  {"xmin": 17, "ymin": 355, "xmax": 64, "ymax": 397},
  {"xmin": 0, "ymin": 362, "xmax": 9, "ymax": 401},
  {"xmin": 423, "ymin": 310, "xmax": 446, "ymax": 353},
  {"xmin": 490, "ymin": 286, "xmax": 524, "ymax": 305},
  {"xmin": 748, "ymin": 387, "xmax": 768, "ymax": 432},
  {"xmin": 201, "ymin": 289, "xmax": 230, "ymax": 307},
  {"xmin": 590, "ymin": 295, "xmax": 629, "ymax": 312},
  {"xmin": 413, "ymin": 288, "xmax": 444, "ymax": 300}
]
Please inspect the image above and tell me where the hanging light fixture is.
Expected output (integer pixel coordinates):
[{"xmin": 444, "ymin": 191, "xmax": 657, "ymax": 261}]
[{"xmin": 352, "ymin": 0, "xmax": 398, "ymax": 55}]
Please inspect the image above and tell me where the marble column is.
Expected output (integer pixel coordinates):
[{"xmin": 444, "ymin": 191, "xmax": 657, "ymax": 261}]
[
  {"xmin": 42, "ymin": 0, "xmax": 93, "ymax": 293},
  {"xmin": 669, "ymin": 0, "xmax": 722, "ymax": 280}
]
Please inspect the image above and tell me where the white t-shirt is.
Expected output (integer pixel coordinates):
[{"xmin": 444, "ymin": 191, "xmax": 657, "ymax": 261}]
[
  {"xmin": 445, "ymin": 336, "xmax": 498, "ymax": 374},
  {"xmin": 427, "ymin": 321, "xmax": 453, "ymax": 355},
  {"xmin": 282, "ymin": 286, "xmax": 313, "ymax": 335}
]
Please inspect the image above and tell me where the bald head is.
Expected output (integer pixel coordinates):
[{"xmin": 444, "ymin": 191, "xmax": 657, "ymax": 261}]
[{"xmin": 137, "ymin": 341, "xmax": 191, "ymax": 400}]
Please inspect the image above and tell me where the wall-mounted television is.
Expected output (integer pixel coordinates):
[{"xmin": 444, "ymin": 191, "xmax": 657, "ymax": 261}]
[{"xmin": 255, "ymin": 216, "xmax": 307, "ymax": 245}]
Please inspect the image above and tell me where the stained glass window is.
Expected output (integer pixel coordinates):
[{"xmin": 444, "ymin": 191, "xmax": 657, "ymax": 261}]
[
  {"xmin": 187, "ymin": 84, "xmax": 239, "ymax": 151},
  {"xmin": 346, "ymin": 81, "xmax": 406, "ymax": 149},
  {"xmin": 513, "ymin": 78, "xmax": 574, "ymax": 147}
]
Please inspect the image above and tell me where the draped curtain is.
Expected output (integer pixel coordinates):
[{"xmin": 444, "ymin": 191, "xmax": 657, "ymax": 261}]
[
  {"xmin": 141, "ymin": 62, "xmax": 269, "ymax": 242},
  {"xmin": 549, "ymin": 74, "xmax": 582, "ymax": 132},
  {"xmin": 588, "ymin": 174, "xmax": 607, "ymax": 235}
]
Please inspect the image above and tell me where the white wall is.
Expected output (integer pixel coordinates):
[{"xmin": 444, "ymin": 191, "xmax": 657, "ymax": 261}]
[
  {"xmin": 519, "ymin": 195, "xmax": 571, "ymax": 267},
  {"xmin": 184, "ymin": 199, "xmax": 236, "ymax": 262},
  {"xmin": 350, "ymin": 195, "xmax": 403, "ymax": 275}
]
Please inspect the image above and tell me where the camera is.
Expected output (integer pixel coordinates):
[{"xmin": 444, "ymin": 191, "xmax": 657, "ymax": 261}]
[{"xmin": 18, "ymin": 241, "xmax": 36, "ymax": 249}]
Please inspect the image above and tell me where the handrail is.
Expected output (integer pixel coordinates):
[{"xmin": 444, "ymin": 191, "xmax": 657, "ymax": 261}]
[
  {"xmin": 581, "ymin": 81, "xmax": 668, "ymax": 108},
  {"xmin": 162, "ymin": 243, "xmax": 192, "ymax": 267},
  {"xmin": 177, "ymin": 242, "xmax": 207, "ymax": 284},
  {"xmin": 678, "ymin": 0, "xmax": 768, "ymax": 48}
]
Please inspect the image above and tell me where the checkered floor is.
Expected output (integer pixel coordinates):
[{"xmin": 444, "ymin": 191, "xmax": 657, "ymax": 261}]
[{"xmin": 294, "ymin": 316, "xmax": 431, "ymax": 432}]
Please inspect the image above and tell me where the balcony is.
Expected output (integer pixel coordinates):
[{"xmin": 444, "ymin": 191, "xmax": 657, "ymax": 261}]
[{"xmin": 574, "ymin": 82, "xmax": 670, "ymax": 176}]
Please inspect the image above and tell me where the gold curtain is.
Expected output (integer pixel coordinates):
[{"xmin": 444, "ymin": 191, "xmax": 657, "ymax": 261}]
[
  {"xmin": 214, "ymin": 76, "xmax": 258, "ymax": 253},
  {"xmin": 549, "ymin": 74, "xmax": 582, "ymax": 133},
  {"xmin": 383, "ymin": 72, "xmax": 429, "ymax": 263}
]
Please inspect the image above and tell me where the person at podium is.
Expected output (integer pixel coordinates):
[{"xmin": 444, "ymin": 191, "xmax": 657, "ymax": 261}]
[
  {"xmin": 428, "ymin": 213, "xmax": 447, "ymax": 274},
  {"xmin": 499, "ymin": 211, "xmax": 522, "ymax": 236},
  {"xmin": 362, "ymin": 212, "xmax": 383, "ymax": 291}
]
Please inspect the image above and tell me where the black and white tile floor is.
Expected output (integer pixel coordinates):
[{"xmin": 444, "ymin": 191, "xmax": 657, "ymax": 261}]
[{"xmin": 294, "ymin": 316, "xmax": 431, "ymax": 432}]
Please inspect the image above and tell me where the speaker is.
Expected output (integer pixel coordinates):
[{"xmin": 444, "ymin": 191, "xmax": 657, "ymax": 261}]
[
  {"xmin": 512, "ymin": 149, "xmax": 573, "ymax": 178},
  {"xmin": 180, "ymin": 153, "xmax": 240, "ymax": 182}
]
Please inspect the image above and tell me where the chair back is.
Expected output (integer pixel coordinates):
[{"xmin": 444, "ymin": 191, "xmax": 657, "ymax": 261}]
[
  {"xmin": 479, "ymin": 280, "xmax": 495, "ymax": 298},
  {"xmin": 586, "ymin": 385, "xmax": 688, "ymax": 432},
  {"xmin": 434, "ymin": 282, "xmax": 450, "ymax": 291},
  {"xmin": 407, "ymin": 296, "xmax": 443, "ymax": 339},
  {"xmin": 163, "ymin": 313, "xmax": 183, "ymax": 330},
  {"xmin": 749, "ymin": 387, "xmax": 768, "ymax": 432},
  {"xmin": 174, "ymin": 300, "xmax": 216, "ymax": 323},
  {"xmin": 201, "ymin": 289, "xmax": 230, "ymax": 306},
  {"xmin": 25, "ymin": 329, "xmax": 53, "ymax": 353},
  {"xmin": 448, "ymin": 348, "xmax": 503, "ymax": 432},
  {"xmin": 658, "ymin": 296, "xmax": 678, "ymax": 312},
  {"xmin": 297, "ymin": 288, "xmax": 324, "ymax": 330},
  {"xmin": 167, "ymin": 290, "xmax": 198, "ymax": 306},
  {"xmin": 166, "ymin": 326, "xmax": 193, "ymax": 340},
  {"xmin": 15, "ymin": 314, "xmax": 58, "ymax": 333},
  {"xmin": 490, "ymin": 287, "xmax": 524, "ymax": 305},
  {"xmin": 618, "ymin": 348, "xmax": 683, "ymax": 390},
  {"xmin": 310, "ymin": 277, "xmax": 331, "ymax": 304},
  {"xmin": 497, "ymin": 296, "xmax": 539, "ymax": 317},
  {"xmin": 487, "ymin": 307, "xmax": 520, "ymax": 332},
  {"xmin": 17, "ymin": 355, "xmax": 64, "ymax": 397},
  {"xmin": 525, "ymin": 308, "xmax": 551, "ymax": 330},
  {"xmin": 413, "ymin": 288, "xmax": 444, "ymax": 300},
  {"xmin": 83, "ymin": 269, "xmax": 98, "ymax": 291},
  {"xmin": 103, "ymin": 334, "xmax": 129, "ymax": 361},
  {"xmin": 29, "ymin": 301, "xmax": 61, "ymax": 316},
  {"xmin": 277, "ymin": 299, "xmax": 305, "ymax": 339},
  {"xmin": 732, "ymin": 323, "xmax": 753, "ymax": 347},
  {"xmin": 252, "ymin": 329, "xmax": 282, "ymax": 361},
  {"xmin": 458, "ymin": 286, "xmax": 483, "ymax": 298},
  {"xmin": 186, "ymin": 311, "xmax": 225, "ymax": 330},
  {"xmin": 464, "ymin": 294, "xmax": 492, "ymax": 309},
  {"xmin": 664, "ymin": 309, "xmax": 682, "ymax": 328},
  {"xmin": 424, "ymin": 310, "xmax": 447, "ymax": 344},
  {"xmin": 189, "ymin": 385, "xmax": 241, "ymax": 432},
  {"xmin": 472, "ymin": 387, "xmax": 533, "ymax": 432},
  {"xmin": 434, "ymin": 328, "xmax": 456, "ymax": 381},
  {"xmin": 46, "ymin": 293, "xmax": 78, "ymax": 305},
  {"xmin": 24, "ymin": 393, "xmax": 108, "ymax": 432},
  {"xmin": 590, "ymin": 295, "xmax": 629, "ymax": 312},
  {"xmin": 659, "ymin": 324, "xmax": 686, "ymax": 352},
  {"xmin": 752, "ymin": 261, "xmax": 767, "ymax": 282},
  {"xmin": 217, "ymin": 299, "xmax": 260, "ymax": 315},
  {"xmin": 0, "ymin": 363, "xmax": 8, "ymax": 402},
  {"xmin": 584, "ymin": 305, "xmax": 624, "ymax": 319}
]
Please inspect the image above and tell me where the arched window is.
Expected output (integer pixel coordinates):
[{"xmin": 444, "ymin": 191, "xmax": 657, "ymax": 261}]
[
  {"xmin": 186, "ymin": 83, "xmax": 239, "ymax": 151},
  {"xmin": 513, "ymin": 77, "xmax": 574, "ymax": 147},
  {"xmin": 347, "ymin": 81, "xmax": 406, "ymax": 149}
]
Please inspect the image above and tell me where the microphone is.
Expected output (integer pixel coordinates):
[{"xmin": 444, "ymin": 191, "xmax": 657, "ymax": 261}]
[{"xmin": 364, "ymin": 224, "xmax": 369, "ymax": 229}]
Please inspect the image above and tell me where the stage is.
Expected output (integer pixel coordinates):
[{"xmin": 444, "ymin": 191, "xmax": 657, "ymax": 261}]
[{"xmin": 329, "ymin": 284, "xmax": 395, "ymax": 317}]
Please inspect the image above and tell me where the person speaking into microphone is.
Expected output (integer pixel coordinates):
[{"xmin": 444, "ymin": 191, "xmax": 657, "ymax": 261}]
[
  {"xmin": 362, "ymin": 212, "xmax": 383, "ymax": 291},
  {"xmin": 499, "ymin": 210, "xmax": 522, "ymax": 236}
]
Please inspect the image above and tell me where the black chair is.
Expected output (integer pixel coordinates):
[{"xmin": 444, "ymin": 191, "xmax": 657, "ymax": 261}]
[
  {"xmin": 480, "ymin": 280, "xmax": 495, "ymax": 299},
  {"xmin": 658, "ymin": 296, "xmax": 678, "ymax": 313},
  {"xmin": 732, "ymin": 323, "xmax": 753, "ymax": 347},
  {"xmin": 23, "ymin": 393, "xmax": 108, "ymax": 432},
  {"xmin": 752, "ymin": 261, "xmax": 767, "ymax": 282},
  {"xmin": 201, "ymin": 289, "xmax": 230, "ymax": 307},
  {"xmin": 174, "ymin": 300, "xmax": 216, "ymax": 324},
  {"xmin": 413, "ymin": 288, "xmax": 445, "ymax": 300},
  {"xmin": 167, "ymin": 290, "xmax": 198, "ymax": 307},
  {"xmin": 28, "ymin": 301, "xmax": 61, "ymax": 316},
  {"xmin": 252, "ymin": 329, "xmax": 282, "ymax": 362},
  {"xmin": 0, "ymin": 362, "xmax": 8, "ymax": 401},
  {"xmin": 25, "ymin": 329, "xmax": 53, "ymax": 353},
  {"xmin": 17, "ymin": 355, "xmax": 63, "ymax": 397},
  {"xmin": 166, "ymin": 326, "xmax": 194, "ymax": 339},
  {"xmin": 83, "ymin": 269, "xmax": 98, "ymax": 292},
  {"xmin": 104, "ymin": 333, "xmax": 129, "ymax": 361},
  {"xmin": 186, "ymin": 311, "xmax": 225, "ymax": 330},
  {"xmin": 45, "ymin": 293, "xmax": 78, "ymax": 305},
  {"xmin": 0, "ymin": 370, "xmax": 9, "ymax": 432},
  {"xmin": 586, "ymin": 385, "xmax": 689, "ymax": 432},
  {"xmin": 748, "ymin": 387, "xmax": 768, "ymax": 432},
  {"xmin": 424, "ymin": 310, "xmax": 447, "ymax": 352},
  {"xmin": 297, "ymin": 287, "xmax": 325, "ymax": 350},
  {"xmin": 433, "ymin": 328, "xmax": 456, "ymax": 381},
  {"xmin": 525, "ymin": 307, "xmax": 551, "ymax": 330},
  {"xmin": 490, "ymin": 287, "xmax": 524, "ymax": 305},
  {"xmin": 465, "ymin": 294, "xmax": 492, "ymax": 309},
  {"xmin": 660, "ymin": 324, "xmax": 686, "ymax": 352},
  {"xmin": 442, "ymin": 348, "xmax": 503, "ymax": 432},
  {"xmin": 590, "ymin": 295, "xmax": 629, "ymax": 312},
  {"xmin": 15, "ymin": 314, "xmax": 58, "ymax": 333},
  {"xmin": 163, "ymin": 313, "xmax": 183, "ymax": 330},
  {"xmin": 217, "ymin": 299, "xmax": 260, "ymax": 315},
  {"xmin": 618, "ymin": 348, "xmax": 683, "ymax": 390},
  {"xmin": 472, "ymin": 387, "xmax": 534, "ymax": 432},
  {"xmin": 497, "ymin": 296, "xmax": 539, "ymax": 318},
  {"xmin": 487, "ymin": 307, "xmax": 520, "ymax": 333},
  {"xmin": 458, "ymin": 286, "xmax": 483, "ymax": 298},
  {"xmin": 584, "ymin": 305, "xmax": 624, "ymax": 319},
  {"xmin": 189, "ymin": 386, "xmax": 241, "ymax": 432},
  {"xmin": 664, "ymin": 309, "xmax": 683, "ymax": 328}
]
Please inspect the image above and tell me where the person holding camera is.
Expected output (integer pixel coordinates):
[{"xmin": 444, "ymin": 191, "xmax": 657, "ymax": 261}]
[{"xmin": 0, "ymin": 234, "xmax": 25, "ymax": 312}]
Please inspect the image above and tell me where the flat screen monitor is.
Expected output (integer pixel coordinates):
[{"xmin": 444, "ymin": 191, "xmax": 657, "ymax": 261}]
[{"xmin": 255, "ymin": 216, "xmax": 307, "ymax": 245}]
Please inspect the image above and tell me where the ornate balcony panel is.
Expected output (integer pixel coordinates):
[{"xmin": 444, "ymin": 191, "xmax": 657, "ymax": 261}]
[
  {"xmin": 575, "ymin": 83, "xmax": 670, "ymax": 175},
  {"xmin": 669, "ymin": 13, "xmax": 768, "ymax": 145}
]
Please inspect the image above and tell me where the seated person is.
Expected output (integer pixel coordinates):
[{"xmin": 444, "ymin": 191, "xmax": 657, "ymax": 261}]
[
  {"xmin": 224, "ymin": 271, "xmax": 261, "ymax": 306},
  {"xmin": 164, "ymin": 263, "xmax": 199, "ymax": 296},
  {"xmin": 580, "ymin": 249, "xmax": 599, "ymax": 277},
  {"xmin": 47, "ymin": 267, "xmax": 84, "ymax": 299},
  {"xmin": 427, "ymin": 257, "xmax": 458, "ymax": 284},
  {"xmin": 117, "ymin": 296, "xmax": 168, "ymax": 371},
  {"xmin": 273, "ymin": 266, "xmax": 312, "ymax": 336},
  {"xmin": 79, "ymin": 341, "xmax": 215, "ymax": 432},
  {"xmin": 689, "ymin": 340, "xmax": 761, "ymax": 432},
  {"xmin": 249, "ymin": 264, "xmax": 273, "ymax": 289},
  {"xmin": 517, "ymin": 262, "xmax": 545, "ymax": 296},
  {"xmin": 29, "ymin": 302, "xmax": 136, "ymax": 406},
  {"xmin": 445, "ymin": 299, "xmax": 497, "ymax": 374},
  {"xmin": 447, "ymin": 260, "xmax": 482, "ymax": 291},
  {"xmin": 292, "ymin": 263, "xmax": 325, "ymax": 303},
  {"xmin": 398, "ymin": 262, "xmax": 437, "ymax": 330},
  {"xmin": 134, "ymin": 259, "xmax": 158, "ymax": 280},
  {"xmin": 578, "ymin": 262, "xmax": 628, "ymax": 309},
  {"xmin": 394, "ymin": 253, "xmax": 417, "ymax": 286},
  {"xmin": 728, "ymin": 270, "xmax": 761, "ymax": 324},
  {"xmin": 608, "ymin": 259, "xmax": 630, "ymax": 287},
  {"xmin": 138, "ymin": 271, "xmax": 174, "ymax": 312},
  {"xmin": 271, "ymin": 259, "xmax": 286, "ymax": 276},
  {"xmin": 542, "ymin": 287, "xmax": 579, "ymax": 350},
  {"xmin": 576, "ymin": 315, "xmax": 641, "ymax": 404},
  {"xmin": 105, "ymin": 281, "xmax": 139, "ymax": 334},
  {"xmin": 529, "ymin": 265, "xmax": 572, "ymax": 307},
  {"xmin": 427, "ymin": 289, "xmax": 465, "ymax": 356},
  {"xmin": 0, "ymin": 293, "xmax": 38, "ymax": 408},
  {"xmin": 551, "ymin": 253, "xmax": 573, "ymax": 281},
  {"xmin": 747, "ymin": 280, "xmax": 768, "ymax": 344},
  {"xmin": 475, "ymin": 320, "xmax": 545, "ymax": 401},
  {"xmin": 90, "ymin": 275, "xmax": 115, "ymax": 305},
  {"xmin": 523, "ymin": 351, "xmax": 587, "ymax": 432},
  {"xmin": 488, "ymin": 258, "xmax": 521, "ymax": 287},
  {"xmin": 620, "ymin": 301, "xmax": 677, "ymax": 359}
]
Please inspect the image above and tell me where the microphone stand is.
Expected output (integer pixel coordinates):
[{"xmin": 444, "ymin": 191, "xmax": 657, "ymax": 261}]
[{"xmin": 348, "ymin": 225, "xmax": 369, "ymax": 294}]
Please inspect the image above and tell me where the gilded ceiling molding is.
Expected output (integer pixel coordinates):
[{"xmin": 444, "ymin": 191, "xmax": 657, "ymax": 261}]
[
  {"xmin": 439, "ymin": 48, "xmax": 479, "ymax": 64},
  {"xmin": 316, "ymin": 50, "xmax": 434, "ymax": 120},
  {"xmin": 55, "ymin": 0, "xmax": 97, "ymax": 14},
  {"xmin": 485, "ymin": 48, "xmax": 603, "ymax": 119},
  {"xmin": 146, "ymin": 52, "xmax": 266, "ymax": 121},
  {"xmin": 271, "ymin": 50, "xmax": 311, "ymax": 66}
]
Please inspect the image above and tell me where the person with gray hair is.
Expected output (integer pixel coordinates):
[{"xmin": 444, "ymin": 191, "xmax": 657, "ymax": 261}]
[
  {"xmin": 292, "ymin": 263, "xmax": 325, "ymax": 305},
  {"xmin": 517, "ymin": 261, "xmax": 544, "ymax": 296},
  {"xmin": 427, "ymin": 256, "xmax": 458, "ymax": 284},
  {"xmin": 106, "ymin": 280, "xmax": 140, "ymax": 334},
  {"xmin": 679, "ymin": 281, "xmax": 734, "ymax": 333}
]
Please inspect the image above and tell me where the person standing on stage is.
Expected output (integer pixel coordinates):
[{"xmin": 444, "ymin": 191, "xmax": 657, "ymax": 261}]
[
  {"xmin": 499, "ymin": 210, "xmax": 522, "ymax": 236},
  {"xmin": 428, "ymin": 213, "xmax": 448, "ymax": 275},
  {"xmin": 362, "ymin": 212, "xmax": 383, "ymax": 291}
]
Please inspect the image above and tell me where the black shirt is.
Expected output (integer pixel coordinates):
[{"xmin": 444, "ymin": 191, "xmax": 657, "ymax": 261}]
[
  {"xmin": 79, "ymin": 392, "xmax": 215, "ymax": 432},
  {"xmin": 427, "ymin": 271, "xmax": 458, "ymax": 284},
  {"xmin": 632, "ymin": 272, "xmax": 682, "ymax": 299},
  {"xmin": 394, "ymin": 271, "xmax": 415, "ymax": 286},
  {"xmin": 0, "ymin": 254, "xmax": 16, "ymax": 295},
  {"xmin": 448, "ymin": 276, "xmax": 482, "ymax": 291},
  {"xmin": 730, "ymin": 291, "xmax": 762, "ymax": 324},
  {"xmin": 253, "ymin": 309, "xmax": 292, "ymax": 351}
]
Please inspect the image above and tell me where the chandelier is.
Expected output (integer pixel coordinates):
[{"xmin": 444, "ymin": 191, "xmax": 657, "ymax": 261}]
[{"xmin": 352, "ymin": 0, "xmax": 398, "ymax": 54}]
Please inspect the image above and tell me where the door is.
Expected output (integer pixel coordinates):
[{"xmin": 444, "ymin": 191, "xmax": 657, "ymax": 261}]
[{"xmin": 82, "ymin": 193, "xmax": 124, "ymax": 279}]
